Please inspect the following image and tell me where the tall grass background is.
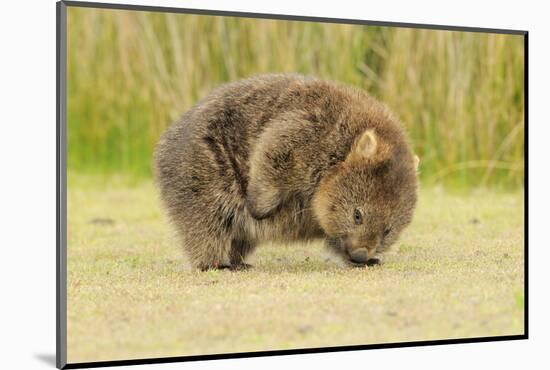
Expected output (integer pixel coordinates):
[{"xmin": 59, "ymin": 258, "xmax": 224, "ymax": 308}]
[{"xmin": 67, "ymin": 8, "xmax": 525, "ymax": 188}]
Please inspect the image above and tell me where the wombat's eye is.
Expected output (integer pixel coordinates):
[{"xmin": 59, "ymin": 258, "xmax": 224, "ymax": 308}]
[
  {"xmin": 383, "ymin": 228, "xmax": 392, "ymax": 237},
  {"xmin": 353, "ymin": 208, "xmax": 363, "ymax": 225}
]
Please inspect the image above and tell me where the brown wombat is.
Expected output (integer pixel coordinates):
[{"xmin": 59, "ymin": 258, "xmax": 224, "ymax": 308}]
[{"xmin": 154, "ymin": 74, "xmax": 418, "ymax": 270}]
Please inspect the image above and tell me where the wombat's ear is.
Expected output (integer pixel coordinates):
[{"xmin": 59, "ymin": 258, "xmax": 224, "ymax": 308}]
[
  {"xmin": 347, "ymin": 129, "xmax": 391, "ymax": 164},
  {"xmin": 354, "ymin": 129, "xmax": 378, "ymax": 159},
  {"xmin": 413, "ymin": 155, "xmax": 420, "ymax": 172}
]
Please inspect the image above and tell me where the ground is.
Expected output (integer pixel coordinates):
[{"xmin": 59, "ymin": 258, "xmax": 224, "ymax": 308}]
[{"xmin": 66, "ymin": 176, "xmax": 525, "ymax": 363}]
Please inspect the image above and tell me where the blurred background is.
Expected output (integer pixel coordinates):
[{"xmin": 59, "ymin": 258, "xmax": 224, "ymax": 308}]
[{"xmin": 67, "ymin": 7, "xmax": 525, "ymax": 188}]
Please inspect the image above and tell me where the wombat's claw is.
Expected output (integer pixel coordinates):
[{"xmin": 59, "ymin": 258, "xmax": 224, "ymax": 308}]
[
  {"xmin": 348, "ymin": 258, "xmax": 381, "ymax": 268},
  {"xmin": 199, "ymin": 263, "xmax": 253, "ymax": 271},
  {"xmin": 230, "ymin": 263, "xmax": 253, "ymax": 271},
  {"xmin": 366, "ymin": 258, "xmax": 381, "ymax": 266},
  {"xmin": 199, "ymin": 264, "xmax": 230, "ymax": 271}
]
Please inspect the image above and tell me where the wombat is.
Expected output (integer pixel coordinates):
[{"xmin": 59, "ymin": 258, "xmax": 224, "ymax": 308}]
[{"xmin": 154, "ymin": 74, "xmax": 418, "ymax": 270}]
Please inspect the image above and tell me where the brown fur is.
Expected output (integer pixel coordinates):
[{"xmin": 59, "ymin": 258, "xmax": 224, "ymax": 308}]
[{"xmin": 154, "ymin": 74, "xmax": 418, "ymax": 270}]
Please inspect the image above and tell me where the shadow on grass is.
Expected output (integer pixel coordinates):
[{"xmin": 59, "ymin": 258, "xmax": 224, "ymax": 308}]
[{"xmin": 225, "ymin": 260, "xmax": 375, "ymax": 275}]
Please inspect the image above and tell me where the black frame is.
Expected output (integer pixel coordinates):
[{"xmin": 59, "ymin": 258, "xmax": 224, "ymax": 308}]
[{"xmin": 56, "ymin": 1, "xmax": 528, "ymax": 368}]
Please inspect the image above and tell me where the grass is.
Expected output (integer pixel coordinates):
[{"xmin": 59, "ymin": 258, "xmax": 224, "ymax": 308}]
[
  {"xmin": 66, "ymin": 7, "xmax": 524, "ymax": 187},
  {"xmin": 67, "ymin": 176, "xmax": 525, "ymax": 363}
]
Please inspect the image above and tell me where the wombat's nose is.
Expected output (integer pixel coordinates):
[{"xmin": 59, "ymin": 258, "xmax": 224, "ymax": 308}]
[{"xmin": 349, "ymin": 248, "xmax": 369, "ymax": 264}]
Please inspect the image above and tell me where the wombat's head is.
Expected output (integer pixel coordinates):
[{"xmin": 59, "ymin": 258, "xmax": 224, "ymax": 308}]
[{"xmin": 312, "ymin": 129, "xmax": 418, "ymax": 266}]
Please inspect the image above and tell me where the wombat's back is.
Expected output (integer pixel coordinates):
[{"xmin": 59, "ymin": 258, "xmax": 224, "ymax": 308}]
[
  {"xmin": 155, "ymin": 74, "xmax": 328, "ymax": 209},
  {"xmin": 154, "ymin": 74, "xmax": 321, "ymax": 269}
]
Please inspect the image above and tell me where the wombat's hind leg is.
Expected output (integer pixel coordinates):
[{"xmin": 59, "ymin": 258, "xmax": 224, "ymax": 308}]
[
  {"xmin": 178, "ymin": 232, "xmax": 232, "ymax": 271},
  {"xmin": 229, "ymin": 239, "xmax": 256, "ymax": 270}
]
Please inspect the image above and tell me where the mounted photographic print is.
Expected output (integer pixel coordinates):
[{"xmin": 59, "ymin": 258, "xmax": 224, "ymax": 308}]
[{"xmin": 57, "ymin": 1, "xmax": 527, "ymax": 368}]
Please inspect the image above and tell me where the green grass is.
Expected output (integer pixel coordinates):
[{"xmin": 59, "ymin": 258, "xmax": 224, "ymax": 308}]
[
  {"xmin": 67, "ymin": 176, "xmax": 525, "ymax": 363},
  {"xmin": 67, "ymin": 7, "xmax": 524, "ymax": 187}
]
